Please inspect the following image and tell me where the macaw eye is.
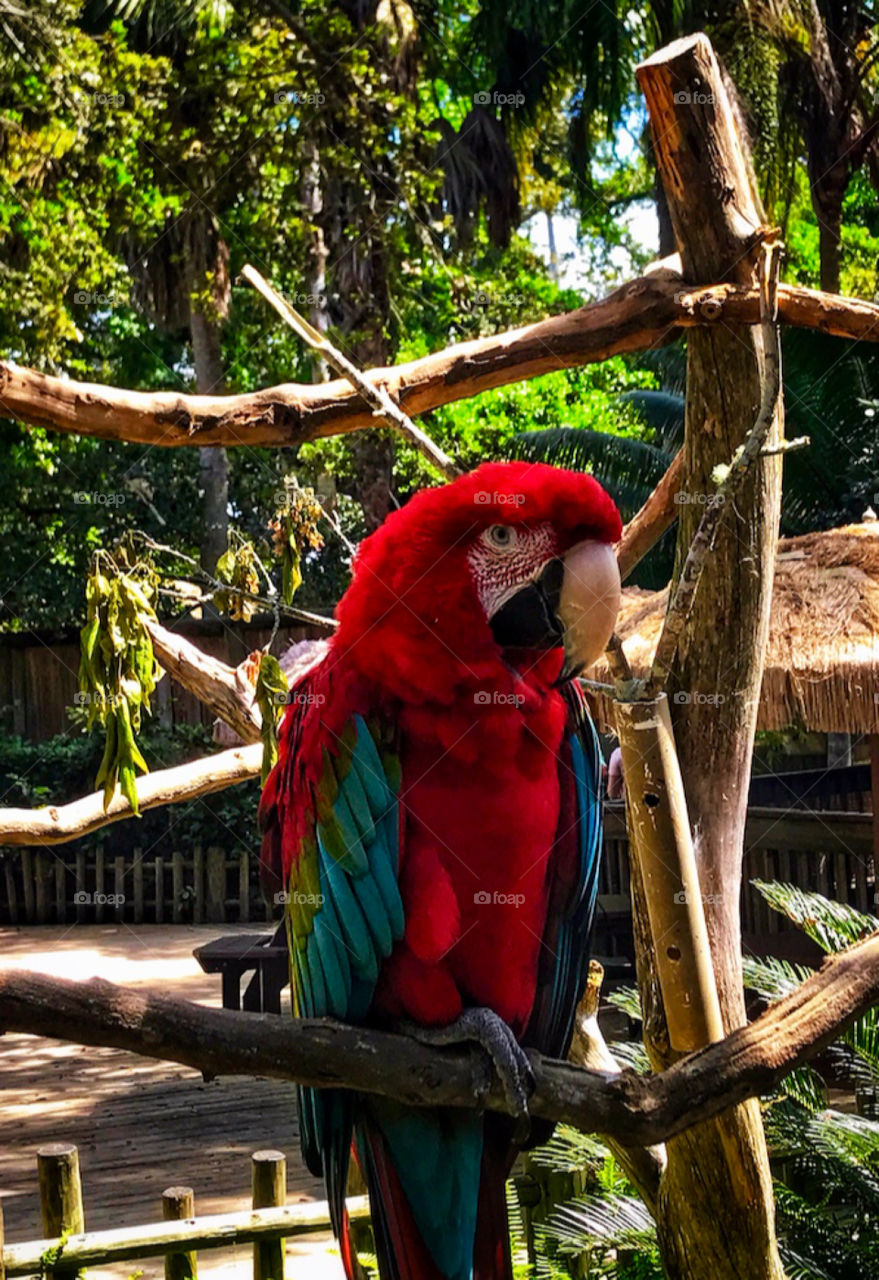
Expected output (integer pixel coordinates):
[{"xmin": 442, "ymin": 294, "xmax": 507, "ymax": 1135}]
[{"xmin": 483, "ymin": 524, "xmax": 518, "ymax": 552}]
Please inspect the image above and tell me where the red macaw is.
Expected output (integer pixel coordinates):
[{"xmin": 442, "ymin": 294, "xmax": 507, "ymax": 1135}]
[{"xmin": 259, "ymin": 461, "xmax": 622, "ymax": 1280}]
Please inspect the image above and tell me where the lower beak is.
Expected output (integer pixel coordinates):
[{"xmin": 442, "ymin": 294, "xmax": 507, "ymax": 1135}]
[{"xmin": 489, "ymin": 540, "xmax": 620, "ymax": 668}]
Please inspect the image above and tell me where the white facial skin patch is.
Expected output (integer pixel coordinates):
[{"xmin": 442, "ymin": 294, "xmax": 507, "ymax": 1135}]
[{"xmin": 467, "ymin": 521, "xmax": 559, "ymax": 620}]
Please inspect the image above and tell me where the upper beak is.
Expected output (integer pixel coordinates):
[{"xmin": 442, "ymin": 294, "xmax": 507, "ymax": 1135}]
[{"xmin": 489, "ymin": 540, "xmax": 621, "ymax": 668}]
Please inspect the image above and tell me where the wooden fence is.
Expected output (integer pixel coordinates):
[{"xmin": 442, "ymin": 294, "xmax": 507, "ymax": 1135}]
[
  {"xmin": 0, "ymin": 845, "xmax": 274, "ymax": 927},
  {"xmin": 2, "ymin": 807, "xmax": 874, "ymax": 948},
  {"xmin": 0, "ymin": 618, "xmax": 314, "ymax": 742},
  {"xmin": 594, "ymin": 805, "xmax": 876, "ymax": 964},
  {"xmin": 1, "ymin": 1144, "xmax": 368, "ymax": 1279}
]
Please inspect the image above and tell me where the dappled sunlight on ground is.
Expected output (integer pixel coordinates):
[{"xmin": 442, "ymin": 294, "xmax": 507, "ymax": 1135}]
[{"xmin": 0, "ymin": 925, "xmax": 343, "ymax": 1279}]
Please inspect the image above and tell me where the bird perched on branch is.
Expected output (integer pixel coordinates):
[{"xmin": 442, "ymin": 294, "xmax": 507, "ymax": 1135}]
[{"xmin": 259, "ymin": 461, "xmax": 621, "ymax": 1280}]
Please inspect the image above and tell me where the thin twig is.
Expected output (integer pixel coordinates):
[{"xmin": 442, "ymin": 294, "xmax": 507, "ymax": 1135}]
[{"xmin": 241, "ymin": 264, "xmax": 461, "ymax": 481}]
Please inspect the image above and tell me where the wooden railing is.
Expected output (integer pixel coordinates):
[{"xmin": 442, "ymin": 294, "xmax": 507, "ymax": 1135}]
[
  {"xmin": 595, "ymin": 805, "xmax": 876, "ymax": 963},
  {"xmin": 1, "ymin": 1144, "xmax": 366, "ymax": 1279},
  {"xmin": 0, "ymin": 844, "xmax": 274, "ymax": 926},
  {"xmin": 2, "ymin": 805, "xmax": 875, "ymax": 939}
]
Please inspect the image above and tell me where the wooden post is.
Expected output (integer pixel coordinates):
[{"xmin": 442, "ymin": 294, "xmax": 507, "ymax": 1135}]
[
  {"xmin": 20, "ymin": 849, "xmax": 33, "ymax": 922},
  {"xmin": 252, "ymin": 1151, "xmax": 286, "ymax": 1280},
  {"xmin": 75, "ymin": 851, "xmax": 86, "ymax": 922},
  {"xmin": 239, "ymin": 848, "xmax": 250, "ymax": 922},
  {"xmin": 155, "ymin": 855, "xmax": 164, "ymax": 923},
  {"xmin": 4, "ymin": 860, "xmax": 18, "ymax": 924},
  {"xmin": 114, "ymin": 855, "xmax": 125, "ymax": 921},
  {"xmin": 134, "ymin": 854, "xmax": 144, "ymax": 923},
  {"xmin": 636, "ymin": 32, "xmax": 785, "ymax": 1280},
  {"xmin": 54, "ymin": 858, "xmax": 66, "ymax": 924},
  {"xmin": 37, "ymin": 1144, "xmax": 84, "ymax": 1280},
  {"xmin": 95, "ymin": 848, "xmax": 105, "ymax": 922},
  {"xmin": 172, "ymin": 850, "xmax": 184, "ymax": 923},
  {"xmin": 162, "ymin": 1186, "xmax": 197, "ymax": 1280},
  {"xmin": 193, "ymin": 847, "xmax": 204, "ymax": 924},
  {"xmin": 206, "ymin": 847, "xmax": 225, "ymax": 923},
  {"xmin": 870, "ymin": 735, "xmax": 879, "ymax": 912}
]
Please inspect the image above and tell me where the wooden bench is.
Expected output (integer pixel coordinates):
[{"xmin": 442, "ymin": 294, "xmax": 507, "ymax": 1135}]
[{"xmin": 194, "ymin": 928, "xmax": 289, "ymax": 1014}]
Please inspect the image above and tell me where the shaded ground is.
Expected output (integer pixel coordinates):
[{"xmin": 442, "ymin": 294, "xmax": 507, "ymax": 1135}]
[{"xmin": 0, "ymin": 924, "xmax": 342, "ymax": 1280}]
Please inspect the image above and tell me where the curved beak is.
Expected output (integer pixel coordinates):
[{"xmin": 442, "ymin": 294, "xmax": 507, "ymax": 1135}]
[{"xmin": 489, "ymin": 540, "xmax": 620, "ymax": 669}]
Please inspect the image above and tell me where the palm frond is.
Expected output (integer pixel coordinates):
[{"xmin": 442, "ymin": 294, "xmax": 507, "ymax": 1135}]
[
  {"xmin": 751, "ymin": 880, "xmax": 877, "ymax": 952},
  {"xmin": 605, "ymin": 983, "xmax": 642, "ymax": 1021}
]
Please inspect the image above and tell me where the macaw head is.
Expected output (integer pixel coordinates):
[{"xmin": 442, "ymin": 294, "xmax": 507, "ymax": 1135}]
[{"xmin": 334, "ymin": 461, "xmax": 622, "ymax": 703}]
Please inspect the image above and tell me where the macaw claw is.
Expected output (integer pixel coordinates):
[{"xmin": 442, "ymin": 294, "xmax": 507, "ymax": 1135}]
[{"xmin": 402, "ymin": 1007, "xmax": 535, "ymax": 1136}]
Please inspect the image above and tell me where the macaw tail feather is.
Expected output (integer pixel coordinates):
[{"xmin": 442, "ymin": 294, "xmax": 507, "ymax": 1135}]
[{"xmin": 347, "ymin": 1103, "xmax": 515, "ymax": 1280}]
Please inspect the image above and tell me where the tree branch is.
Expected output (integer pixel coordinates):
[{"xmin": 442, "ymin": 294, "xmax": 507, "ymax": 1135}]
[
  {"xmin": 145, "ymin": 618, "xmax": 262, "ymax": 744},
  {"xmin": 0, "ymin": 935, "xmax": 877, "ymax": 1146},
  {"xmin": 0, "ymin": 744, "xmax": 262, "ymax": 845},
  {"xmin": 3, "ymin": 280, "xmax": 878, "ymax": 448}
]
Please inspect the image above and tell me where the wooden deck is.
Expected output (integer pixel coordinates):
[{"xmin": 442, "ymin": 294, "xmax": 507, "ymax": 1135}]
[{"xmin": 0, "ymin": 924, "xmax": 341, "ymax": 1280}]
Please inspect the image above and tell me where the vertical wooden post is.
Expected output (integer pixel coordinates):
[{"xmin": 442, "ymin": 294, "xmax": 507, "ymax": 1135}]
[
  {"xmin": 37, "ymin": 1144, "xmax": 84, "ymax": 1280},
  {"xmin": 95, "ymin": 848, "xmax": 105, "ymax": 922},
  {"xmin": 134, "ymin": 854, "xmax": 144, "ymax": 923},
  {"xmin": 239, "ymin": 848, "xmax": 250, "ymax": 923},
  {"xmin": 193, "ymin": 846, "xmax": 205, "ymax": 924},
  {"xmin": 75, "ymin": 851, "xmax": 87, "ymax": 922},
  {"xmin": 870, "ymin": 735, "xmax": 879, "ymax": 912},
  {"xmin": 252, "ymin": 1150, "xmax": 286, "ymax": 1280},
  {"xmin": 54, "ymin": 858, "xmax": 66, "ymax": 924},
  {"xmin": 635, "ymin": 32, "xmax": 784, "ymax": 1280},
  {"xmin": 172, "ymin": 850, "xmax": 184, "ymax": 923},
  {"xmin": 162, "ymin": 1186, "xmax": 197, "ymax": 1280},
  {"xmin": 34, "ymin": 851, "xmax": 49, "ymax": 924},
  {"xmin": 155, "ymin": 854, "xmax": 165, "ymax": 923},
  {"xmin": 5, "ymin": 860, "xmax": 18, "ymax": 924},
  {"xmin": 114, "ymin": 855, "xmax": 125, "ymax": 921},
  {"xmin": 21, "ymin": 849, "xmax": 34, "ymax": 922},
  {"xmin": 206, "ymin": 847, "xmax": 226, "ymax": 923}
]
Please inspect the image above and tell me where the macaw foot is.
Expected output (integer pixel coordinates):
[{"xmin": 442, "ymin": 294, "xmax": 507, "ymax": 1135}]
[{"xmin": 402, "ymin": 1007, "xmax": 534, "ymax": 1134}]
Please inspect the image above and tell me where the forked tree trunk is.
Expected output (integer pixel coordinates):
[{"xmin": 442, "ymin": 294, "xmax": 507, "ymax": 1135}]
[{"xmin": 635, "ymin": 35, "xmax": 785, "ymax": 1280}]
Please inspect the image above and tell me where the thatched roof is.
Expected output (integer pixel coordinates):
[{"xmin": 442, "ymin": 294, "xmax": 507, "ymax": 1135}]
[{"xmin": 588, "ymin": 523, "xmax": 879, "ymax": 734}]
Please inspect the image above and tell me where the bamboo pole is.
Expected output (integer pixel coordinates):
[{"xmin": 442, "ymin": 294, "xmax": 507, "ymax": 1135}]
[{"xmin": 615, "ymin": 695, "xmax": 724, "ymax": 1053}]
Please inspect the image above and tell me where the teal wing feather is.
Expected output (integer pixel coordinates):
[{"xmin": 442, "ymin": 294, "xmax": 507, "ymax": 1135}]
[{"xmin": 282, "ymin": 713, "xmax": 405, "ymax": 1237}]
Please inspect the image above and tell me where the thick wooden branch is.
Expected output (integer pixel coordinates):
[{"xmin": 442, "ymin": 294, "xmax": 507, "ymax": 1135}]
[
  {"xmin": 0, "ymin": 744, "xmax": 261, "ymax": 845},
  {"xmin": 616, "ymin": 449, "xmax": 684, "ymax": 582},
  {"xmin": 145, "ymin": 618, "xmax": 262, "ymax": 743},
  {"xmin": 0, "ymin": 935, "xmax": 877, "ymax": 1147},
  {"xmin": 2, "ymin": 281, "xmax": 878, "ymax": 448}
]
